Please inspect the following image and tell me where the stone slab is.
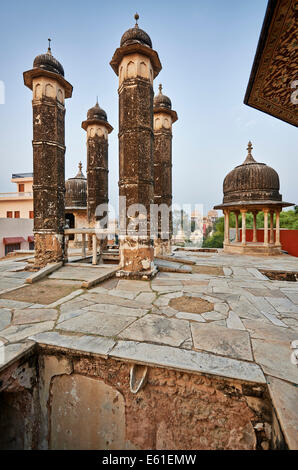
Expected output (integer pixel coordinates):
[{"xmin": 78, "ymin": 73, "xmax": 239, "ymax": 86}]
[
  {"xmin": 243, "ymin": 320, "xmax": 298, "ymax": 344},
  {"xmin": 116, "ymin": 280, "xmax": 152, "ymax": 292},
  {"xmin": 26, "ymin": 262, "xmax": 62, "ymax": 284},
  {"xmin": 13, "ymin": 308, "xmax": 58, "ymax": 325},
  {"xmin": 259, "ymin": 310, "xmax": 288, "ymax": 328},
  {"xmin": 226, "ymin": 311, "xmax": 246, "ymax": 330},
  {"xmin": 29, "ymin": 331, "xmax": 115, "ymax": 358},
  {"xmin": 265, "ymin": 297, "xmax": 298, "ymax": 314},
  {"xmin": 0, "ymin": 308, "xmax": 12, "ymax": 330},
  {"xmin": 1, "ymin": 321, "xmax": 55, "ymax": 343},
  {"xmin": 84, "ymin": 303, "xmax": 148, "ymax": 318},
  {"xmin": 191, "ymin": 323, "xmax": 253, "ymax": 361},
  {"xmin": 58, "ymin": 311, "xmax": 137, "ymax": 337},
  {"xmin": 175, "ymin": 312, "xmax": 206, "ymax": 322},
  {"xmin": 119, "ymin": 314, "xmax": 190, "ymax": 347},
  {"xmin": 267, "ymin": 376, "xmax": 298, "ymax": 450},
  {"xmin": 252, "ymin": 339, "xmax": 298, "ymax": 385},
  {"xmin": 47, "ymin": 290, "xmax": 84, "ymax": 308},
  {"xmin": 110, "ymin": 341, "xmax": 266, "ymax": 384},
  {"xmin": 0, "ymin": 341, "xmax": 36, "ymax": 373}
]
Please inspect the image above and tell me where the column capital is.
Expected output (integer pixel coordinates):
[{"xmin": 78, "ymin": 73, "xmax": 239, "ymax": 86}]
[{"xmin": 240, "ymin": 208, "xmax": 247, "ymax": 214}]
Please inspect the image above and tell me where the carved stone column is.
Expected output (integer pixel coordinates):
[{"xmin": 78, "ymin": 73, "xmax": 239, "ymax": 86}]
[
  {"xmin": 153, "ymin": 84, "xmax": 178, "ymax": 255},
  {"xmin": 110, "ymin": 14, "xmax": 162, "ymax": 278},
  {"xmin": 82, "ymin": 101, "xmax": 113, "ymax": 250},
  {"xmin": 23, "ymin": 41, "xmax": 73, "ymax": 267}
]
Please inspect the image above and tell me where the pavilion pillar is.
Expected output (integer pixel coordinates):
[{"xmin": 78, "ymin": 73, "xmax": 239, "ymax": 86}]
[
  {"xmin": 224, "ymin": 210, "xmax": 230, "ymax": 244},
  {"xmin": 235, "ymin": 211, "xmax": 240, "ymax": 242},
  {"xmin": 241, "ymin": 209, "xmax": 247, "ymax": 245},
  {"xmin": 275, "ymin": 210, "xmax": 281, "ymax": 246},
  {"xmin": 263, "ymin": 209, "xmax": 269, "ymax": 245},
  {"xmin": 252, "ymin": 211, "xmax": 258, "ymax": 242},
  {"xmin": 270, "ymin": 211, "xmax": 274, "ymax": 244}
]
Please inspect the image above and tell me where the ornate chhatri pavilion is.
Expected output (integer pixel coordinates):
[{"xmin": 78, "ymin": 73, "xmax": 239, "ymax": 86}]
[{"xmin": 214, "ymin": 142, "xmax": 294, "ymax": 255}]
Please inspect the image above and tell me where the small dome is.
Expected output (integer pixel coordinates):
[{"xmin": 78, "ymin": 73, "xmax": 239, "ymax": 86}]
[
  {"xmin": 87, "ymin": 100, "xmax": 107, "ymax": 122},
  {"xmin": 223, "ymin": 142, "xmax": 282, "ymax": 204},
  {"xmin": 33, "ymin": 40, "xmax": 64, "ymax": 76},
  {"xmin": 65, "ymin": 163, "xmax": 87, "ymax": 209},
  {"xmin": 120, "ymin": 13, "xmax": 152, "ymax": 48},
  {"xmin": 154, "ymin": 84, "xmax": 172, "ymax": 110}
]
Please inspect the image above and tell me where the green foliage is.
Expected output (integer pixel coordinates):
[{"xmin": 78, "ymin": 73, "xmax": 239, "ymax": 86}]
[
  {"xmin": 203, "ymin": 231, "xmax": 224, "ymax": 248},
  {"xmin": 280, "ymin": 210, "xmax": 298, "ymax": 229}
]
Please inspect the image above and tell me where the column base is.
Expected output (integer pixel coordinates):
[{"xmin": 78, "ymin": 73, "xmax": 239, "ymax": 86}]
[
  {"xmin": 116, "ymin": 266, "xmax": 158, "ymax": 280},
  {"xmin": 33, "ymin": 232, "xmax": 64, "ymax": 268}
]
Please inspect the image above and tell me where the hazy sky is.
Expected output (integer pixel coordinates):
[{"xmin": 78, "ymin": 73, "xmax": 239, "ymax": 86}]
[{"xmin": 0, "ymin": 0, "xmax": 297, "ymax": 215}]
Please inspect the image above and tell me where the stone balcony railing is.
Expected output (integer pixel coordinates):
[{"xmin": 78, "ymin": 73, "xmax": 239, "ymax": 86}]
[{"xmin": 0, "ymin": 192, "xmax": 33, "ymax": 199}]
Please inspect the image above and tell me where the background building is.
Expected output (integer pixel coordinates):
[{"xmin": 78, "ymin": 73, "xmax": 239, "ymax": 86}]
[{"xmin": 0, "ymin": 173, "xmax": 33, "ymax": 219}]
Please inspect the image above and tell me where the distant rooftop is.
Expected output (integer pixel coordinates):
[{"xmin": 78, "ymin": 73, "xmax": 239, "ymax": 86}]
[{"xmin": 12, "ymin": 173, "xmax": 33, "ymax": 179}]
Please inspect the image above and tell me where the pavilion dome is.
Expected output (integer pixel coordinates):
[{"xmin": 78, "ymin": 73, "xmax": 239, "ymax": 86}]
[
  {"xmin": 87, "ymin": 100, "xmax": 107, "ymax": 122},
  {"xmin": 223, "ymin": 142, "xmax": 282, "ymax": 204},
  {"xmin": 33, "ymin": 41, "xmax": 64, "ymax": 77},
  {"xmin": 154, "ymin": 84, "xmax": 172, "ymax": 110},
  {"xmin": 65, "ymin": 163, "xmax": 87, "ymax": 209},
  {"xmin": 120, "ymin": 13, "xmax": 152, "ymax": 48}
]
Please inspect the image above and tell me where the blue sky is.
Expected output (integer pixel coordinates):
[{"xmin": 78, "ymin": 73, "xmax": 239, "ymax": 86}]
[{"xmin": 0, "ymin": 0, "xmax": 297, "ymax": 214}]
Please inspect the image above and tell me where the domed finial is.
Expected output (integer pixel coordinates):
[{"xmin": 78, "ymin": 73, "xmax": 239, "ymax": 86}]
[
  {"xmin": 75, "ymin": 161, "xmax": 85, "ymax": 178},
  {"xmin": 159, "ymin": 84, "xmax": 163, "ymax": 94},
  {"xmin": 243, "ymin": 140, "xmax": 256, "ymax": 164},
  {"xmin": 47, "ymin": 38, "xmax": 52, "ymax": 54},
  {"xmin": 95, "ymin": 96, "xmax": 99, "ymax": 106},
  {"xmin": 134, "ymin": 12, "xmax": 139, "ymax": 27}
]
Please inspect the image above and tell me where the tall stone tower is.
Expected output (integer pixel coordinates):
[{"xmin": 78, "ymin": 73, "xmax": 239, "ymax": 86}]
[
  {"xmin": 153, "ymin": 84, "xmax": 178, "ymax": 255},
  {"xmin": 82, "ymin": 101, "xmax": 113, "ymax": 246},
  {"xmin": 110, "ymin": 14, "xmax": 162, "ymax": 278},
  {"xmin": 23, "ymin": 40, "xmax": 73, "ymax": 267}
]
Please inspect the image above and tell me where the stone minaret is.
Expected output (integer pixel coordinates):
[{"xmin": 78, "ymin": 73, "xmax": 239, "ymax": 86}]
[
  {"xmin": 153, "ymin": 84, "xmax": 178, "ymax": 255},
  {"xmin": 23, "ymin": 40, "xmax": 73, "ymax": 267},
  {"xmin": 82, "ymin": 100, "xmax": 113, "ymax": 247},
  {"xmin": 110, "ymin": 14, "xmax": 162, "ymax": 278}
]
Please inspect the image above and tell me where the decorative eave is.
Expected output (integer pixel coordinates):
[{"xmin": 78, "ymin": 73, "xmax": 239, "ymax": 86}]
[
  {"xmin": 81, "ymin": 118, "xmax": 113, "ymax": 133},
  {"xmin": 244, "ymin": 0, "xmax": 298, "ymax": 127},
  {"xmin": 214, "ymin": 200, "xmax": 294, "ymax": 210},
  {"xmin": 23, "ymin": 68, "xmax": 73, "ymax": 98},
  {"xmin": 153, "ymin": 106, "xmax": 178, "ymax": 123},
  {"xmin": 110, "ymin": 43, "xmax": 162, "ymax": 78}
]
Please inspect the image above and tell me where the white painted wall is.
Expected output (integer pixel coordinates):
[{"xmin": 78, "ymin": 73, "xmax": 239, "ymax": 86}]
[{"xmin": 0, "ymin": 218, "xmax": 34, "ymax": 257}]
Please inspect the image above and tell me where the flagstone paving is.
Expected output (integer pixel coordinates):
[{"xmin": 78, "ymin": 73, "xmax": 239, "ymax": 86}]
[{"xmin": 0, "ymin": 250, "xmax": 297, "ymax": 447}]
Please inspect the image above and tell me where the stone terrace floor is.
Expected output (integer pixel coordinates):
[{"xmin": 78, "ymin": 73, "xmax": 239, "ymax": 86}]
[{"xmin": 0, "ymin": 249, "xmax": 298, "ymax": 448}]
